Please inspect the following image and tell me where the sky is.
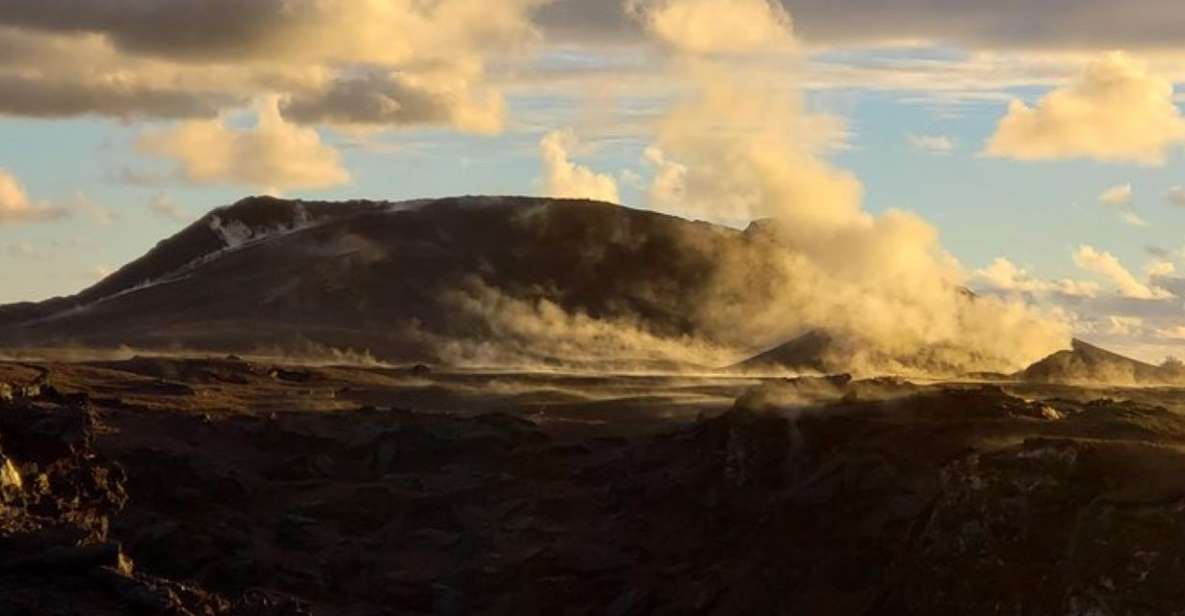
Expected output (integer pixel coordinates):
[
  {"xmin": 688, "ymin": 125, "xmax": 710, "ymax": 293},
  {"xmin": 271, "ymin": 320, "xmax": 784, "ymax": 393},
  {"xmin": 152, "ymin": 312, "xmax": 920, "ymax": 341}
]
[{"xmin": 4, "ymin": 0, "xmax": 1185, "ymax": 361}]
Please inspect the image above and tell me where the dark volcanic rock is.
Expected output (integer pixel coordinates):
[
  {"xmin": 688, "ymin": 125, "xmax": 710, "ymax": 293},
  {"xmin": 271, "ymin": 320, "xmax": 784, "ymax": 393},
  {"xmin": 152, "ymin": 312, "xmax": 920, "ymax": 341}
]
[
  {"xmin": 0, "ymin": 396, "xmax": 307, "ymax": 615},
  {"xmin": 6, "ymin": 359, "xmax": 1185, "ymax": 614}
]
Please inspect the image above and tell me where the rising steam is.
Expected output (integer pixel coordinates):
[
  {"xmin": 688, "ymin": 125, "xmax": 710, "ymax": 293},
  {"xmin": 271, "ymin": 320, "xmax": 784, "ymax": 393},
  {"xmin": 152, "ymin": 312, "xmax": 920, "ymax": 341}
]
[{"xmin": 622, "ymin": 0, "xmax": 1070, "ymax": 375}]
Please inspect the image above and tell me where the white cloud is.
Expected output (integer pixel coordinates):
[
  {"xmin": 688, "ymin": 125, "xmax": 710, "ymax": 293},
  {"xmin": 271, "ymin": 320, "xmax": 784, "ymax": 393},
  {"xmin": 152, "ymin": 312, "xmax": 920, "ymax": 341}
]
[
  {"xmin": 907, "ymin": 134, "xmax": 955, "ymax": 155},
  {"xmin": 1098, "ymin": 183, "xmax": 1133, "ymax": 206},
  {"xmin": 1073, "ymin": 244, "xmax": 1172, "ymax": 299},
  {"xmin": 538, "ymin": 129, "xmax": 620, "ymax": 203},
  {"xmin": 138, "ymin": 97, "xmax": 350, "ymax": 194},
  {"xmin": 986, "ymin": 52, "xmax": 1185, "ymax": 164}
]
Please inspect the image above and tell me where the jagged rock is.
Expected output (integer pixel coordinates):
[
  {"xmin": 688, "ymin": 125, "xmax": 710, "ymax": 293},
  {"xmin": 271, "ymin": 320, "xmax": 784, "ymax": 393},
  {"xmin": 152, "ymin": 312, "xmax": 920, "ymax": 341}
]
[
  {"xmin": 0, "ymin": 454, "xmax": 21, "ymax": 498},
  {"xmin": 699, "ymin": 409, "xmax": 793, "ymax": 487}
]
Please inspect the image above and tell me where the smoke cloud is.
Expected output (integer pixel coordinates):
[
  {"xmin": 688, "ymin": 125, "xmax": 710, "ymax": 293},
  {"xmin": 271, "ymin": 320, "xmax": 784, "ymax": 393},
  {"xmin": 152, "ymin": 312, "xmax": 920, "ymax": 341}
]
[
  {"xmin": 435, "ymin": 278, "xmax": 739, "ymax": 370},
  {"xmin": 620, "ymin": 0, "xmax": 1071, "ymax": 374}
]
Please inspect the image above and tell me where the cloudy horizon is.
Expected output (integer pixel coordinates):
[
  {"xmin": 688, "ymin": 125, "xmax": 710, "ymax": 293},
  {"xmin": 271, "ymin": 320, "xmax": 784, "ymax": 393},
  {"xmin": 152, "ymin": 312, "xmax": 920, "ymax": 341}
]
[{"xmin": 5, "ymin": 0, "xmax": 1185, "ymax": 362}]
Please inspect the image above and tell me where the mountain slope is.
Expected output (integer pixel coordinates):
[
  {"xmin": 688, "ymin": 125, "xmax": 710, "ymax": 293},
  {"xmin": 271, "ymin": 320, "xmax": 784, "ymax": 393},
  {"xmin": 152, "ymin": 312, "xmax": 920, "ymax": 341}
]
[
  {"xmin": 728, "ymin": 330, "xmax": 835, "ymax": 374},
  {"xmin": 1021, "ymin": 339, "xmax": 1184, "ymax": 384},
  {"xmin": 0, "ymin": 196, "xmax": 749, "ymax": 366},
  {"xmin": 0, "ymin": 195, "xmax": 1074, "ymax": 374}
]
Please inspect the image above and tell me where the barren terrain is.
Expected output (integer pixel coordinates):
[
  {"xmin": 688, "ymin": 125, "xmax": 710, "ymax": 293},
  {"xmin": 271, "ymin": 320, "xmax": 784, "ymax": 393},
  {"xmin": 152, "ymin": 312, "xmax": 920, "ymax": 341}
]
[{"xmin": 5, "ymin": 356, "xmax": 1185, "ymax": 615}]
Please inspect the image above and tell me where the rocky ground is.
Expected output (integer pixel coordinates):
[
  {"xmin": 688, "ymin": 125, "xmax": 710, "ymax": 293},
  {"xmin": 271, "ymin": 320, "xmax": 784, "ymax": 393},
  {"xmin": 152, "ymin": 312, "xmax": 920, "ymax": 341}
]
[{"xmin": 3, "ymin": 357, "xmax": 1185, "ymax": 615}]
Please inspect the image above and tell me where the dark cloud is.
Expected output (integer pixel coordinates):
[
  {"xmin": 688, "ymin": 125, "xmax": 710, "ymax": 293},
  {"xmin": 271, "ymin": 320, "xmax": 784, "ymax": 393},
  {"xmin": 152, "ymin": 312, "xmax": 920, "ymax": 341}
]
[
  {"xmin": 1146, "ymin": 245, "xmax": 1171, "ymax": 259},
  {"xmin": 7, "ymin": 0, "xmax": 1185, "ymax": 56},
  {"xmin": 0, "ymin": 0, "xmax": 291, "ymax": 61},
  {"xmin": 281, "ymin": 74, "xmax": 456, "ymax": 128},
  {"xmin": 0, "ymin": 75, "xmax": 231, "ymax": 119},
  {"xmin": 537, "ymin": 0, "xmax": 1185, "ymax": 49}
]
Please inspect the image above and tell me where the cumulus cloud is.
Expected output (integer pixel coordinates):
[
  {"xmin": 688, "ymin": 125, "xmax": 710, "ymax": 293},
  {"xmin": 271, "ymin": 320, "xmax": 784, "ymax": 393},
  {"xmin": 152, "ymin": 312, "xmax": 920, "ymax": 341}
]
[
  {"xmin": 1099, "ymin": 183, "xmax": 1133, "ymax": 206},
  {"xmin": 626, "ymin": 0, "xmax": 794, "ymax": 55},
  {"xmin": 974, "ymin": 257, "xmax": 1099, "ymax": 298},
  {"xmin": 986, "ymin": 52, "xmax": 1185, "ymax": 164},
  {"xmin": 138, "ymin": 97, "xmax": 350, "ymax": 194},
  {"xmin": 0, "ymin": 1, "xmax": 546, "ymax": 131},
  {"xmin": 538, "ymin": 129, "xmax": 620, "ymax": 203},
  {"xmin": 0, "ymin": 169, "xmax": 69, "ymax": 225},
  {"xmin": 908, "ymin": 134, "xmax": 955, "ymax": 155},
  {"xmin": 1073, "ymin": 245, "xmax": 1172, "ymax": 299}
]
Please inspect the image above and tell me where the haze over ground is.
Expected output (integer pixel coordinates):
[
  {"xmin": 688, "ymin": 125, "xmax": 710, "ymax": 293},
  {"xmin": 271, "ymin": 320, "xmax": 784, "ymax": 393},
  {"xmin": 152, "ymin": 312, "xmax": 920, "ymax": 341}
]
[{"xmin": 6, "ymin": 1, "xmax": 1185, "ymax": 362}]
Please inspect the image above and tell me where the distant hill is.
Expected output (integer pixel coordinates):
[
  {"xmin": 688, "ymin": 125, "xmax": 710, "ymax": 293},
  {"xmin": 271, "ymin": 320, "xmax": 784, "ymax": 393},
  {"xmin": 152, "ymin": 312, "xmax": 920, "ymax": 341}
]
[
  {"xmin": 1021, "ymin": 339, "xmax": 1185, "ymax": 385},
  {"xmin": 727, "ymin": 330, "xmax": 835, "ymax": 374}
]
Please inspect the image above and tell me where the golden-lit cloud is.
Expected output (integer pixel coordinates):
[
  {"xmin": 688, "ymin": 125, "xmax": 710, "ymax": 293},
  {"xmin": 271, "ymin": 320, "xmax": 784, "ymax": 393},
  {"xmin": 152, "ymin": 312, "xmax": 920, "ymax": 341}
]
[
  {"xmin": 138, "ymin": 98, "xmax": 350, "ymax": 194},
  {"xmin": 0, "ymin": 169, "xmax": 68, "ymax": 225},
  {"xmin": 1120, "ymin": 211, "xmax": 1148, "ymax": 227},
  {"xmin": 974, "ymin": 257, "xmax": 1100, "ymax": 298},
  {"xmin": 1098, "ymin": 183, "xmax": 1133, "ymax": 206},
  {"xmin": 0, "ymin": 0, "xmax": 547, "ymax": 131},
  {"xmin": 986, "ymin": 52, "xmax": 1185, "ymax": 164},
  {"xmin": 626, "ymin": 0, "xmax": 794, "ymax": 55},
  {"xmin": 1073, "ymin": 245, "xmax": 1172, "ymax": 299},
  {"xmin": 538, "ymin": 129, "xmax": 620, "ymax": 203}
]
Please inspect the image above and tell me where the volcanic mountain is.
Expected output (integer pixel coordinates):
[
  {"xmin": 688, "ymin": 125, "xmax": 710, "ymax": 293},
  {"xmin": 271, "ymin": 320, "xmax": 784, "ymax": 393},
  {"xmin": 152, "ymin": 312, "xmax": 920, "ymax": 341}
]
[
  {"xmin": 1021, "ymin": 338, "xmax": 1185, "ymax": 385},
  {"xmin": 0, "ymin": 195, "xmax": 1103, "ymax": 376},
  {"xmin": 0, "ymin": 196, "xmax": 777, "ymax": 367}
]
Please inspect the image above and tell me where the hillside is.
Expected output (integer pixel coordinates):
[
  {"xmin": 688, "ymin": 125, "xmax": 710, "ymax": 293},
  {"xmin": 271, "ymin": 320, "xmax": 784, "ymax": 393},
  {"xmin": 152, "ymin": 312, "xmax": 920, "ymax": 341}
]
[
  {"xmin": 0, "ymin": 196, "xmax": 1059, "ymax": 374},
  {"xmin": 0, "ymin": 196, "xmax": 748, "ymax": 367},
  {"xmin": 1021, "ymin": 339, "xmax": 1185, "ymax": 385}
]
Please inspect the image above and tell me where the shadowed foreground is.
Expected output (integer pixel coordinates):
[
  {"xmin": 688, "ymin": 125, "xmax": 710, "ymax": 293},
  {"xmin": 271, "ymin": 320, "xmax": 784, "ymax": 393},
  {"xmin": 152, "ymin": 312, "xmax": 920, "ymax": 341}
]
[{"xmin": 3, "ymin": 357, "xmax": 1185, "ymax": 615}]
